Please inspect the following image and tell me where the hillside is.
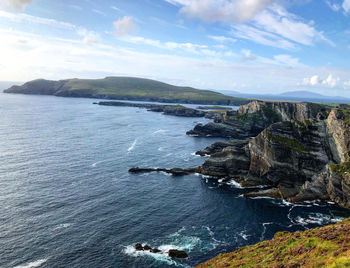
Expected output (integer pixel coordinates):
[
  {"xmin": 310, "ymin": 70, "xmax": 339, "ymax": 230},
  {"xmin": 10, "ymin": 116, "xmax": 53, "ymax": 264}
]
[
  {"xmin": 197, "ymin": 218, "xmax": 350, "ymax": 268},
  {"xmin": 3, "ymin": 77, "xmax": 248, "ymax": 105}
]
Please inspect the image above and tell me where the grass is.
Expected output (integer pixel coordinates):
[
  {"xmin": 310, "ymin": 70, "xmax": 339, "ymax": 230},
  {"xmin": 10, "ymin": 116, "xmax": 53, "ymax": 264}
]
[
  {"xmin": 196, "ymin": 218, "xmax": 350, "ymax": 268},
  {"xmin": 266, "ymin": 131, "xmax": 309, "ymax": 153},
  {"xmin": 52, "ymin": 77, "xmax": 248, "ymax": 105}
]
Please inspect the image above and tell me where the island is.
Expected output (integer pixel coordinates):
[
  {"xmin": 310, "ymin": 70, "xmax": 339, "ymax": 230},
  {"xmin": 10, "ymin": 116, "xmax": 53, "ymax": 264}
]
[{"xmin": 3, "ymin": 76, "xmax": 248, "ymax": 106}]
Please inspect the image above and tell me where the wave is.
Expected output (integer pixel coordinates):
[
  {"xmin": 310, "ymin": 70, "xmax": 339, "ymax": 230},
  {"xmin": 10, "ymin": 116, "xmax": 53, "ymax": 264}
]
[
  {"xmin": 226, "ymin": 179, "xmax": 243, "ymax": 189},
  {"xmin": 13, "ymin": 259, "xmax": 48, "ymax": 268},
  {"xmin": 153, "ymin": 129, "xmax": 168, "ymax": 134},
  {"xmin": 260, "ymin": 222, "xmax": 274, "ymax": 241},
  {"xmin": 158, "ymin": 147, "xmax": 164, "ymax": 151},
  {"xmin": 91, "ymin": 160, "xmax": 107, "ymax": 167},
  {"xmin": 127, "ymin": 139, "xmax": 138, "ymax": 152}
]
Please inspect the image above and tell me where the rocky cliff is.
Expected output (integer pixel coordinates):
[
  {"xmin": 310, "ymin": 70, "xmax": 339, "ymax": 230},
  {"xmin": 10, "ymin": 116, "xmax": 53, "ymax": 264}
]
[
  {"xmin": 197, "ymin": 101, "xmax": 350, "ymax": 209},
  {"xmin": 187, "ymin": 101, "xmax": 328, "ymax": 138}
]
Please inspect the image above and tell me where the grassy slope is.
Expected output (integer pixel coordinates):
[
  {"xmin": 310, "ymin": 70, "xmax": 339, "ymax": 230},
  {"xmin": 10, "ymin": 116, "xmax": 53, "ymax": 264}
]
[
  {"xmin": 5, "ymin": 77, "xmax": 247, "ymax": 105},
  {"xmin": 61, "ymin": 77, "xmax": 247, "ymax": 104},
  {"xmin": 196, "ymin": 218, "xmax": 350, "ymax": 268}
]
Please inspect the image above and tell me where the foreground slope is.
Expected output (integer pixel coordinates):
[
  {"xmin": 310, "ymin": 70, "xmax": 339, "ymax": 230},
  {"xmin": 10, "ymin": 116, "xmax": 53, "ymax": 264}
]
[
  {"xmin": 197, "ymin": 218, "xmax": 350, "ymax": 268},
  {"xmin": 3, "ymin": 77, "xmax": 247, "ymax": 105}
]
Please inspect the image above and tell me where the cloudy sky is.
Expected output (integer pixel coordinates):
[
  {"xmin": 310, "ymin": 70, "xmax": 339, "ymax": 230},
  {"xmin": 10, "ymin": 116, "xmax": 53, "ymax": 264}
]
[{"xmin": 0, "ymin": 0, "xmax": 349, "ymax": 95}]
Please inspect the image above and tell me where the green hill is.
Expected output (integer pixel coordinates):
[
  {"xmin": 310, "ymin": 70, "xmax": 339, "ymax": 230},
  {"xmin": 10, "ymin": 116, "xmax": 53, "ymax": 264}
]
[{"xmin": 4, "ymin": 77, "xmax": 248, "ymax": 105}]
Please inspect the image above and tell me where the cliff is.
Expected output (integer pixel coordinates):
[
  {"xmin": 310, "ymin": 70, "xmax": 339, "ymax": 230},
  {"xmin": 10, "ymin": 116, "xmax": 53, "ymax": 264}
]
[
  {"xmin": 3, "ymin": 77, "xmax": 248, "ymax": 106},
  {"xmin": 197, "ymin": 218, "xmax": 350, "ymax": 267},
  {"xmin": 199, "ymin": 101, "xmax": 350, "ymax": 209},
  {"xmin": 187, "ymin": 101, "xmax": 328, "ymax": 138}
]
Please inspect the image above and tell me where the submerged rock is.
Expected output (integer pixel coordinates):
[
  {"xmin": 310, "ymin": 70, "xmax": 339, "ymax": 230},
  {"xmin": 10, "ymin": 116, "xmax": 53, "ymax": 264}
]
[{"xmin": 168, "ymin": 249, "xmax": 188, "ymax": 258}]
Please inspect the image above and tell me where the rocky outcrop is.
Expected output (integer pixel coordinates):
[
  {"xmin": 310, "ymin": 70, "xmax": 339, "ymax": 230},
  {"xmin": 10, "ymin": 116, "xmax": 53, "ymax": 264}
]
[
  {"xmin": 129, "ymin": 167, "xmax": 200, "ymax": 176},
  {"xmin": 196, "ymin": 141, "xmax": 237, "ymax": 156},
  {"xmin": 96, "ymin": 101, "xmax": 207, "ymax": 117},
  {"xmin": 168, "ymin": 249, "xmax": 188, "ymax": 258},
  {"xmin": 197, "ymin": 104, "xmax": 350, "ymax": 209},
  {"xmin": 187, "ymin": 100, "xmax": 330, "ymax": 138}
]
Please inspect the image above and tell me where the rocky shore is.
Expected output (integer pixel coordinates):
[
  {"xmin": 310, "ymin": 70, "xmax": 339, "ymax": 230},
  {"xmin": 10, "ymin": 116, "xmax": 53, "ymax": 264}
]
[
  {"xmin": 131, "ymin": 100, "xmax": 350, "ymax": 210},
  {"xmin": 95, "ymin": 101, "xmax": 209, "ymax": 117}
]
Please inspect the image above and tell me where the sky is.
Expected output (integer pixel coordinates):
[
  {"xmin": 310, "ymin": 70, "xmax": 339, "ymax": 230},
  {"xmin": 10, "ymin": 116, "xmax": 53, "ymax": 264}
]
[{"xmin": 0, "ymin": 0, "xmax": 349, "ymax": 96}]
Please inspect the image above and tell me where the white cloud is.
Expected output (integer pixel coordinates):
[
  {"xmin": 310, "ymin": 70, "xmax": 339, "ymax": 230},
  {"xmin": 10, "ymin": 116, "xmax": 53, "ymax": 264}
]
[
  {"xmin": 343, "ymin": 0, "xmax": 350, "ymax": 13},
  {"xmin": 231, "ymin": 24, "xmax": 297, "ymax": 50},
  {"xmin": 273, "ymin": 54, "xmax": 301, "ymax": 67},
  {"xmin": 325, "ymin": 0, "xmax": 341, "ymax": 11},
  {"xmin": 303, "ymin": 75, "xmax": 320, "ymax": 86},
  {"xmin": 0, "ymin": 0, "xmax": 33, "ymax": 10},
  {"xmin": 166, "ymin": 0, "xmax": 275, "ymax": 23},
  {"xmin": 302, "ymin": 74, "xmax": 340, "ymax": 88},
  {"xmin": 208, "ymin": 35, "xmax": 236, "ymax": 43},
  {"xmin": 113, "ymin": 16, "xmax": 138, "ymax": 37},
  {"xmin": 253, "ymin": 6, "xmax": 331, "ymax": 46},
  {"xmin": 322, "ymin": 74, "xmax": 339, "ymax": 87},
  {"xmin": 0, "ymin": 10, "xmax": 76, "ymax": 30}
]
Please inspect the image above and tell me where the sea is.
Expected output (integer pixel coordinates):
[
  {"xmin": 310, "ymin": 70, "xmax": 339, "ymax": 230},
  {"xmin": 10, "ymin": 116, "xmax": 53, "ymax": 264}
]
[{"xmin": 1, "ymin": 93, "xmax": 350, "ymax": 268}]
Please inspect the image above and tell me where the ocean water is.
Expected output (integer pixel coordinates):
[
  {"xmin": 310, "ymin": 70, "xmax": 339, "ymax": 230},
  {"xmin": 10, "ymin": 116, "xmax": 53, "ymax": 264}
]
[{"xmin": 1, "ymin": 93, "xmax": 350, "ymax": 268}]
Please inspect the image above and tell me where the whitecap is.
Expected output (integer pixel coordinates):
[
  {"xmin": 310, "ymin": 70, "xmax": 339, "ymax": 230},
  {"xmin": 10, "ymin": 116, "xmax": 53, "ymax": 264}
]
[
  {"xmin": 153, "ymin": 129, "xmax": 168, "ymax": 134},
  {"xmin": 226, "ymin": 179, "xmax": 243, "ymax": 189},
  {"xmin": 127, "ymin": 139, "xmax": 137, "ymax": 152},
  {"xmin": 13, "ymin": 259, "xmax": 48, "ymax": 268},
  {"xmin": 55, "ymin": 223, "xmax": 71, "ymax": 230},
  {"xmin": 238, "ymin": 230, "xmax": 250, "ymax": 241},
  {"xmin": 158, "ymin": 147, "xmax": 164, "ymax": 151},
  {"xmin": 260, "ymin": 222, "xmax": 274, "ymax": 241}
]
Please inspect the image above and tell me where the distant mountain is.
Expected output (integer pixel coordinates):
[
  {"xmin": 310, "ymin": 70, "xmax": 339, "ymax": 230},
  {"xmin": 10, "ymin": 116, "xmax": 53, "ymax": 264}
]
[
  {"xmin": 222, "ymin": 90, "xmax": 350, "ymax": 104},
  {"xmin": 4, "ymin": 77, "xmax": 248, "ymax": 106},
  {"xmin": 280, "ymin": 90, "xmax": 326, "ymax": 98}
]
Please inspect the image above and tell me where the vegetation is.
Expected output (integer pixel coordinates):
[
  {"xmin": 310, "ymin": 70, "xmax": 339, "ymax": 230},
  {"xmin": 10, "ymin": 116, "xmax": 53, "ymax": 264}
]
[
  {"xmin": 197, "ymin": 106, "xmax": 233, "ymax": 110},
  {"xmin": 197, "ymin": 218, "xmax": 350, "ymax": 268},
  {"xmin": 330, "ymin": 161, "xmax": 350, "ymax": 179},
  {"xmin": 266, "ymin": 132, "xmax": 309, "ymax": 153},
  {"xmin": 5, "ymin": 77, "xmax": 248, "ymax": 105}
]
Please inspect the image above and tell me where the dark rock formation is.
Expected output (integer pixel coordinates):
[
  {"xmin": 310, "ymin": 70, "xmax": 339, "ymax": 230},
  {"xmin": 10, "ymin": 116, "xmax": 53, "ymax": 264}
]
[
  {"xmin": 134, "ymin": 243, "xmax": 143, "ymax": 251},
  {"xmin": 197, "ymin": 104, "xmax": 350, "ymax": 209},
  {"xmin": 133, "ymin": 243, "xmax": 164, "ymax": 254},
  {"xmin": 97, "ymin": 101, "xmax": 206, "ymax": 117},
  {"xmin": 129, "ymin": 167, "xmax": 200, "ymax": 176},
  {"xmin": 187, "ymin": 100, "xmax": 330, "ymax": 138},
  {"xmin": 196, "ymin": 141, "xmax": 236, "ymax": 156},
  {"xmin": 168, "ymin": 249, "xmax": 188, "ymax": 258}
]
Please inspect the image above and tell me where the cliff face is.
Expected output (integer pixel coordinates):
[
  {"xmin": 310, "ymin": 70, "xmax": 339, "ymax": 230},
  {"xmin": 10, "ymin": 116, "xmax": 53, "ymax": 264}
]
[
  {"xmin": 197, "ymin": 218, "xmax": 350, "ymax": 268},
  {"xmin": 198, "ymin": 102, "xmax": 350, "ymax": 209},
  {"xmin": 187, "ymin": 101, "xmax": 329, "ymax": 138}
]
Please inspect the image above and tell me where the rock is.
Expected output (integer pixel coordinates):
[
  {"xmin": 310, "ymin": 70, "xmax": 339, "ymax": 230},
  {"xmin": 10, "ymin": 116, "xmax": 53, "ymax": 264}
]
[
  {"xmin": 150, "ymin": 248, "xmax": 161, "ymax": 253},
  {"xmin": 129, "ymin": 167, "xmax": 200, "ymax": 176},
  {"xmin": 187, "ymin": 100, "xmax": 331, "ymax": 138},
  {"xmin": 134, "ymin": 243, "xmax": 143, "ymax": 251},
  {"xmin": 97, "ymin": 101, "xmax": 206, "ymax": 117},
  {"xmin": 143, "ymin": 245, "xmax": 152, "ymax": 251},
  {"xmin": 196, "ymin": 141, "xmax": 235, "ymax": 156},
  {"xmin": 168, "ymin": 249, "xmax": 188, "ymax": 258}
]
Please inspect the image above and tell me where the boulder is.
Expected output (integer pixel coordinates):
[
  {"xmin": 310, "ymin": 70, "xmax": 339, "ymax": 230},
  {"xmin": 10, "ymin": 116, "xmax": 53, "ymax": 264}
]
[
  {"xmin": 134, "ymin": 243, "xmax": 143, "ymax": 251},
  {"xmin": 168, "ymin": 249, "xmax": 188, "ymax": 258}
]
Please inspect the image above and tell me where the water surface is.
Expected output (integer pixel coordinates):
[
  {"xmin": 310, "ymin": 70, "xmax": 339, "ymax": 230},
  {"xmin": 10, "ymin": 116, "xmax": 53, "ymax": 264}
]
[{"xmin": 1, "ymin": 93, "xmax": 349, "ymax": 268}]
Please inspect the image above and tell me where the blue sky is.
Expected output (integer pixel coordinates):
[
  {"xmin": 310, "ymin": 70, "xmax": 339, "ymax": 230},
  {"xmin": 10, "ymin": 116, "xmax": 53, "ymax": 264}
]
[{"xmin": 0, "ymin": 0, "xmax": 349, "ymax": 96}]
